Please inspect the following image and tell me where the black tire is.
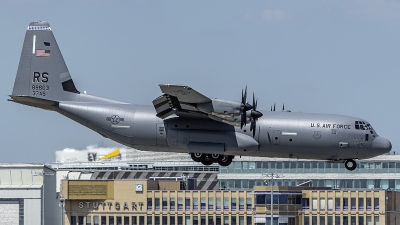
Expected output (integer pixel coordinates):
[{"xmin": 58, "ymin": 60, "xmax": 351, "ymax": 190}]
[
  {"xmin": 191, "ymin": 153, "xmax": 205, "ymax": 162},
  {"xmin": 209, "ymin": 154, "xmax": 224, "ymax": 163},
  {"xmin": 344, "ymin": 159, "xmax": 357, "ymax": 171},
  {"xmin": 201, "ymin": 157, "xmax": 214, "ymax": 166},
  {"xmin": 218, "ymin": 156, "xmax": 233, "ymax": 167}
]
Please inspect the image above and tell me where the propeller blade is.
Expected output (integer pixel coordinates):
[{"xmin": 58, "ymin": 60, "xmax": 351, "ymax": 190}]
[
  {"xmin": 271, "ymin": 105, "xmax": 272, "ymax": 111},
  {"xmin": 283, "ymin": 104, "xmax": 285, "ymax": 111},
  {"xmin": 274, "ymin": 103, "xmax": 276, "ymax": 111}
]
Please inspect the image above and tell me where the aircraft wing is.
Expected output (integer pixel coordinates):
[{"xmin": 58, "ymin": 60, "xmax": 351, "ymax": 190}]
[
  {"xmin": 152, "ymin": 85, "xmax": 211, "ymax": 119},
  {"xmin": 152, "ymin": 84, "xmax": 255, "ymax": 128}
]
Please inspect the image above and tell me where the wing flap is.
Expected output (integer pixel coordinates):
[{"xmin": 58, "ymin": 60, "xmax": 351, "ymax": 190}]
[{"xmin": 159, "ymin": 84, "xmax": 211, "ymax": 103}]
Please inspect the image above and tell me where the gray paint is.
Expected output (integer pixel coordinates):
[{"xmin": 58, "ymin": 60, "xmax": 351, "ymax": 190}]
[{"xmin": 9, "ymin": 21, "xmax": 392, "ymax": 170}]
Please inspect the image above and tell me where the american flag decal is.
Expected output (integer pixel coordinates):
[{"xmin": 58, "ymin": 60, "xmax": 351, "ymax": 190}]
[{"xmin": 36, "ymin": 49, "xmax": 50, "ymax": 57}]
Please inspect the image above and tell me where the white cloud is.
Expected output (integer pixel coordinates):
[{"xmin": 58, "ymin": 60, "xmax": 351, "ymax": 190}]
[
  {"xmin": 349, "ymin": 0, "xmax": 400, "ymax": 19},
  {"xmin": 261, "ymin": 9, "xmax": 289, "ymax": 23}
]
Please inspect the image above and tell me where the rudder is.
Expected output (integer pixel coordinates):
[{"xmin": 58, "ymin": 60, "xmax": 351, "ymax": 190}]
[{"xmin": 11, "ymin": 21, "xmax": 79, "ymax": 105}]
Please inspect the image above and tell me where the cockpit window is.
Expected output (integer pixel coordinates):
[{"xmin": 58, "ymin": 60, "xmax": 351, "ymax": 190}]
[{"xmin": 355, "ymin": 121, "xmax": 373, "ymax": 130}]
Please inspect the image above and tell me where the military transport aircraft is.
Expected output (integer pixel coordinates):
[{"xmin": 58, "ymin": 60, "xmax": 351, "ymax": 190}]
[{"xmin": 9, "ymin": 21, "xmax": 392, "ymax": 170}]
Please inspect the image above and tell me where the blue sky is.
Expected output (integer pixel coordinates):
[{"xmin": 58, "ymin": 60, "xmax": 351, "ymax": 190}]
[{"xmin": 2, "ymin": 1, "xmax": 399, "ymax": 162}]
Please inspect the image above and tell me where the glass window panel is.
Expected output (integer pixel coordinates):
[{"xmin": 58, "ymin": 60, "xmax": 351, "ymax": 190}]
[
  {"xmin": 139, "ymin": 216, "xmax": 144, "ymax": 225},
  {"xmin": 178, "ymin": 197, "xmax": 183, "ymax": 210},
  {"xmin": 109, "ymin": 216, "xmax": 114, "ymax": 225},
  {"xmin": 86, "ymin": 216, "xmax": 92, "ymax": 225},
  {"xmin": 327, "ymin": 216, "xmax": 332, "ymax": 225},
  {"xmin": 155, "ymin": 198, "xmax": 160, "ymax": 210},
  {"xmin": 78, "ymin": 216, "xmax": 84, "ymax": 225},
  {"xmin": 304, "ymin": 216, "xmax": 309, "ymax": 225},
  {"xmin": 193, "ymin": 216, "xmax": 198, "ymax": 225},
  {"xmin": 374, "ymin": 198, "xmax": 379, "ymax": 210},
  {"xmin": 320, "ymin": 216, "xmax": 325, "ymax": 225},
  {"xmin": 224, "ymin": 197, "xmax": 229, "ymax": 210},
  {"xmin": 146, "ymin": 216, "xmax": 152, "ymax": 225},
  {"xmin": 224, "ymin": 216, "xmax": 229, "ymax": 225},
  {"xmin": 201, "ymin": 197, "xmax": 206, "ymax": 210},
  {"xmin": 231, "ymin": 197, "xmax": 237, "ymax": 210},
  {"xmin": 186, "ymin": 198, "xmax": 191, "ymax": 210},
  {"xmin": 208, "ymin": 198, "xmax": 213, "ymax": 210},
  {"xmin": 239, "ymin": 216, "xmax": 244, "ymax": 225},
  {"xmin": 185, "ymin": 216, "xmax": 191, "ymax": 225},
  {"xmin": 193, "ymin": 197, "xmax": 198, "ymax": 210},
  {"xmin": 170, "ymin": 197, "xmax": 175, "ymax": 210},
  {"xmin": 101, "ymin": 216, "xmax": 106, "ymax": 225},
  {"xmin": 93, "ymin": 216, "xmax": 99, "ymax": 225},
  {"xmin": 359, "ymin": 198, "xmax": 364, "ymax": 210},
  {"xmin": 335, "ymin": 216, "xmax": 340, "ymax": 225},
  {"xmin": 216, "ymin": 197, "xmax": 221, "ymax": 210},
  {"xmin": 116, "ymin": 217, "xmax": 121, "ymax": 225}
]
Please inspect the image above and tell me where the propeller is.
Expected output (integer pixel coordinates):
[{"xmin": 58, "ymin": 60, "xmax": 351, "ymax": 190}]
[
  {"xmin": 240, "ymin": 86, "xmax": 253, "ymax": 128},
  {"xmin": 250, "ymin": 92, "xmax": 263, "ymax": 137}
]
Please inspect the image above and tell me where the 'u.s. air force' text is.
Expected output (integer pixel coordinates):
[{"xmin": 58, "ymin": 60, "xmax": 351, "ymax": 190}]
[{"xmin": 311, "ymin": 123, "xmax": 351, "ymax": 129}]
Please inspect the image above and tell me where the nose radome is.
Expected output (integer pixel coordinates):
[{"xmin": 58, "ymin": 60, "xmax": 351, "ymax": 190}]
[{"xmin": 372, "ymin": 137, "xmax": 392, "ymax": 153}]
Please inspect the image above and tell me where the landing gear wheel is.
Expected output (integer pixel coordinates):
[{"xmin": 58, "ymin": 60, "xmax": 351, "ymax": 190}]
[
  {"xmin": 210, "ymin": 154, "xmax": 224, "ymax": 163},
  {"xmin": 218, "ymin": 156, "xmax": 233, "ymax": 167},
  {"xmin": 191, "ymin": 153, "xmax": 205, "ymax": 162},
  {"xmin": 201, "ymin": 155, "xmax": 214, "ymax": 166},
  {"xmin": 344, "ymin": 159, "xmax": 357, "ymax": 171}
]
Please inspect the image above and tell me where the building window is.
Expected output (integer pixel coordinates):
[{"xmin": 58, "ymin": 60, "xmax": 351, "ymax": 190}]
[
  {"xmin": 374, "ymin": 198, "xmax": 379, "ymax": 210},
  {"xmin": 312, "ymin": 198, "xmax": 317, "ymax": 210},
  {"xmin": 343, "ymin": 216, "xmax": 348, "ymax": 225},
  {"xmin": 139, "ymin": 216, "xmax": 144, "ymax": 225},
  {"xmin": 71, "ymin": 216, "xmax": 77, "ymax": 225},
  {"xmin": 246, "ymin": 216, "xmax": 252, "ymax": 225},
  {"xmin": 185, "ymin": 216, "xmax": 191, "ymax": 225},
  {"xmin": 359, "ymin": 198, "xmax": 364, "ymax": 210},
  {"xmin": 231, "ymin": 215, "xmax": 237, "ymax": 225},
  {"xmin": 162, "ymin": 216, "xmax": 167, "ymax": 225},
  {"xmin": 132, "ymin": 216, "xmax": 137, "ymax": 225},
  {"xmin": 366, "ymin": 198, "xmax": 372, "ymax": 210},
  {"xmin": 186, "ymin": 198, "xmax": 191, "ymax": 210},
  {"xmin": 123, "ymin": 216, "xmax": 128, "ymax": 225},
  {"xmin": 86, "ymin": 216, "xmax": 92, "ymax": 225},
  {"xmin": 335, "ymin": 216, "xmax": 340, "ymax": 225},
  {"xmin": 147, "ymin": 216, "xmax": 152, "ymax": 225},
  {"xmin": 178, "ymin": 216, "xmax": 183, "ymax": 225},
  {"xmin": 170, "ymin": 197, "xmax": 175, "ymax": 210},
  {"xmin": 216, "ymin": 216, "xmax": 221, "ymax": 225},
  {"xmin": 216, "ymin": 197, "xmax": 221, "ymax": 211},
  {"xmin": 312, "ymin": 216, "xmax": 317, "ymax": 225},
  {"xmin": 302, "ymin": 198, "xmax": 310, "ymax": 210},
  {"xmin": 239, "ymin": 216, "xmax": 244, "ymax": 225},
  {"xmin": 208, "ymin": 216, "xmax": 214, "ymax": 225},
  {"xmin": 343, "ymin": 198, "xmax": 348, "ymax": 211},
  {"xmin": 163, "ymin": 197, "xmax": 168, "ymax": 210},
  {"xmin": 304, "ymin": 216, "xmax": 309, "ymax": 225},
  {"xmin": 359, "ymin": 216, "xmax": 364, "ymax": 225},
  {"xmin": 246, "ymin": 197, "xmax": 252, "ymax": 210},
  {"xmin": 224, "ymin": 216, "xmax": 229, "ymax": 225},
  {"xmin": 154, "ymin": 216, "xmax": 160, "ymax": 225},
  {"xmin": 147, "ymin": 198, "xmax": 152, "ymax": 210},
  {"xmin": 170, "ymin": 216, "xmax": 175, "ymax": 225},
  {"xmin": 101, "ymin": 216, "xmax": 106, "ymax": 225},
  {"xmin": 224, "ymin": 197, "xmax": 229, "ymax": 210},
  {"xmin": 155, "ymin": 198, "xmax": 160, "ymax": 210},
  {"xmin": 178, "ymin": 197, "xmax": 183, "ymax": 211},
  {"xmin": 351, "ymin": 198, "xmax": 356, "ymax": 210},
  {"xmin": 320, "ymin": 216, "xmax": 325, "ymax": 225},
  {"xmin": 201, "ymin": 197, "xmax": 206, "ymax": 210},
  {"xmin": 108, "ymin": 216, "xmax": 114, "ymax": 225},
  {"xmin": 116, "ymin": 217, "xmax": 122, "ymax": 225},
  {"xmin": 351, "ymin": 216, "xmax": 356, "ymax": 225},
  {"xmin": 327, "ymin": 216, "xmax": 332, "ymax": 225},
  {"xmin": 93, "ymin": 216, "xmax": 99, "ymax": 225},
  {"xmin": 239, "ymin": 197, "xmax": 244, "ymax": 210},
  {"xmin": 201, "ymin": 216, "xmax": 206, "ymax": 225},
  {"xmin": 320, "ymin": 198, "xmax": 325, "ymax": 210},
  {"xmin": 78, "ymin": 216, "xmax": 84, "ymax": 225},
  {"xmin": 193, "ymin": 197, "xmax": 198, "ymax": 210},
  {"xmin": 231, "ymin": 197, "xmax": 237, "ymax": 210},
  {"xmin": 208, "ymin": 198, "xmax": 214, "ymax": 210},
  {"xmin": 327, "ymin": 198, "xmax": 333, "ymax": 210},
  {"xmin": 193, "ymin": 215, "xmax": 198, "ymax": 225}
]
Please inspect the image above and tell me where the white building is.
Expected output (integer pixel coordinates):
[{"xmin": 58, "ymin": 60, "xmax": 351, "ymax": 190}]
[{"xmin": 0, "ymin": 164, "xmax": 60, "ymax": 225}]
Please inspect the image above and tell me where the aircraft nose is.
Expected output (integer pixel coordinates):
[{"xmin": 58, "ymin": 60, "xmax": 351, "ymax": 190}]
[{"xmin": 372, "ymin": 137, "xmax": 392, "ymax": 153}]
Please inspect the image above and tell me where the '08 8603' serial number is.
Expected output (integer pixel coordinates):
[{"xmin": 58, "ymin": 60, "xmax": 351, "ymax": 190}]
[{"xmin": 32, "ymin": 85, "xmax": 49, "ymax": 96}]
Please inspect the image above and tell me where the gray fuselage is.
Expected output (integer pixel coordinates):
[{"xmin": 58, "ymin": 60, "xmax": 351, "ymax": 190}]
[{"xmin": 56, "ymin": 100, "xmax": 389, "ymax": 161}]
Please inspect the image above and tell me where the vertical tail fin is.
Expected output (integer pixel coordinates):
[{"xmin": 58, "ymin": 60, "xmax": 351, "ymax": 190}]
[{"xmin": 11, "ymin": 21, "xmax": 79, "ymax": 106}]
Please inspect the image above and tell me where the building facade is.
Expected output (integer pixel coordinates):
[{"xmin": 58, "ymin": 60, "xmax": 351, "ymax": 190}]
[
  {"xmin": 61, "ymin": 179, "xmax": 254, "ymax": 225},
  {"xmin": 0, "ymin": 164, "xmax": 60, "ymax": 225}
]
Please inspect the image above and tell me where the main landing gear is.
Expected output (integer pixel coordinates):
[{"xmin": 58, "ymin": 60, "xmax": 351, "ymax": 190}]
[
  {"xmin": 190, "ymin": 153, "xmax": 233, "ymax": 166},
  {"xmin": 344, "ymin": 159, "xmax": 357, "ymax": 171}
]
